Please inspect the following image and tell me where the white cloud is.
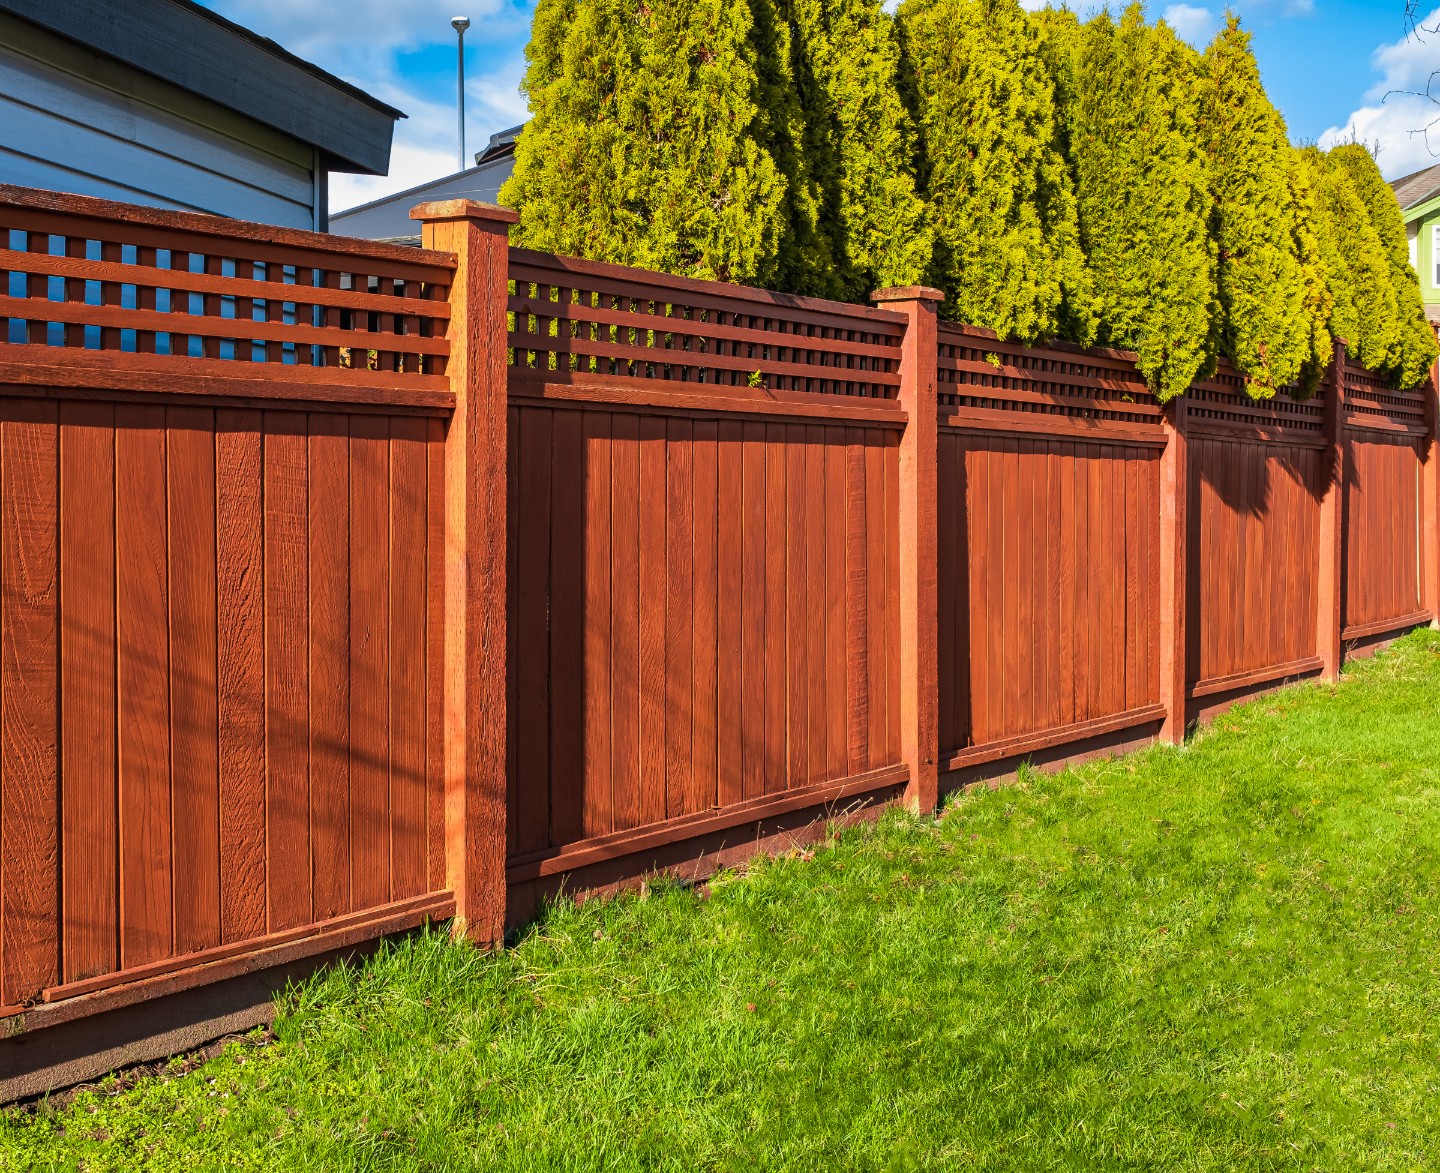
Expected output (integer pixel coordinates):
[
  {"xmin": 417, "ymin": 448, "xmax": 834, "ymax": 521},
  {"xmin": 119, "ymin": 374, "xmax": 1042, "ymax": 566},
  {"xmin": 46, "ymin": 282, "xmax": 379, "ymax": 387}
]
[
  {"xmin": 1161, "ymin": 3, "xmax": 1217, "ymax": 46},
  {"xmin": 1320, "ymin": 7, "xmax": 1440, "ymax": 178},
  {"xmin": 205, "ymin": 1, "xmax": 531, "ymax": 214},
  {"xmin": 329, "ymin": 55, "xmax": 528, "ymax": 213}
]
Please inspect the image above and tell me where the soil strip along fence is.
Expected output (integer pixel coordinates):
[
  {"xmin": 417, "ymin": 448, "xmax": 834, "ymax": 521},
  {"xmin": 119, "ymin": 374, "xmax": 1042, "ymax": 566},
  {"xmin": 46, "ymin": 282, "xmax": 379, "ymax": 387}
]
[{"xmin": 0, "ymin": 190, "xmax": 1436, "ymax": 1096}]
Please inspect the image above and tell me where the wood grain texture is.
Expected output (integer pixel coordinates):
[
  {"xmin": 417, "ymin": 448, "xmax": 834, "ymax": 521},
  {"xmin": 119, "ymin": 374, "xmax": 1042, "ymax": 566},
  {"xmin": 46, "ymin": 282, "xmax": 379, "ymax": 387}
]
[
  {"xmin": 167, "ymin": 407, "xmax": 219, "ymax": 954},
  {"xmin": 349, "ymin": 414, "xmax": 391, "ymax": 910},
  {"xmin": 1, "ymin": 399, "xmax": 60, "ymax": 1006},
  {"xmin": 59, "ymin": 401, "xmax": 117, "ymax": 985},
  {"xmin": 264, "ymin": 412, "xmax": 310, "ymax": 931},
  {"xmin": 308, "ymin": 414, "xmax": 351, "ymax": 921},
  {"xmin": 115, "ymin": 405, "xmax": 171, "ymax": 968},
  {"xmin": 216, "ymin": 410, "xmax": 266, "ymax": 944}
]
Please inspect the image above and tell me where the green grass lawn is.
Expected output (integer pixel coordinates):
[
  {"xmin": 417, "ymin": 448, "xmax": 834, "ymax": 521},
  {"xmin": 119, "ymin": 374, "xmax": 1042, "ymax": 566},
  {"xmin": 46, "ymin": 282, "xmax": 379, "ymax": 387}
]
[{"xmin": 5, "ymin": 631, "xmax": 1440, "ymax": 1172}]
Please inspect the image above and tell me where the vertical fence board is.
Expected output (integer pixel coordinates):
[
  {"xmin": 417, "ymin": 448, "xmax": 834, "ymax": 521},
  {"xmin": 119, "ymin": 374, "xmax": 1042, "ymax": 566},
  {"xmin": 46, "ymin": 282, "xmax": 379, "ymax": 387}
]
[
  {"xmin": 716, "ymin": 421, "xmax": 744, "ymax": 808},
  {"xmin": 59, "ymin": 402, "xmax": 117, "ymax": 985},
  {"xmin": 638, "ymin": 415, "xmax": 667, "ymax": 822},
  {"xmin": 665, "ymin": 419, "xmax": 694, "ymax": 817},
  {"xmin": 349, "ymin": 415, "xmax": 391, "ymax": 908},
  {"xmin": 216, "ymin": 411, "xmax": 265, "ymax": 944},
  {"xmin": 263, "ymin": 412, "xmax": 310, "ymax": 931},
  {"xmin": 1, "ymin": 401, "xmax": 59, "ymax": 1005},
  {"xmin": 308, "ymin": 414, "xmax": 351, "ymax": 921},
  {"xmin": 167, "ymin": 407, "xmax": 219, "ymax": 955},
  {"xmin": 515, "ymin": 408, "xmax": 553, "ymax": 853},
  {"xmin": 549, "ymin": 410, "xmax": 585, "ymax": 844},
  {"xmin": 115, "ymin": 406, "xmax": 171, "ymax": 968},
  {"xmin": 582, "ymin": 411, "xmax": 613, "ymax": 838},
  {"xmin": 389, "ymin": 417, "xmax": 429, "ymax": 899}
]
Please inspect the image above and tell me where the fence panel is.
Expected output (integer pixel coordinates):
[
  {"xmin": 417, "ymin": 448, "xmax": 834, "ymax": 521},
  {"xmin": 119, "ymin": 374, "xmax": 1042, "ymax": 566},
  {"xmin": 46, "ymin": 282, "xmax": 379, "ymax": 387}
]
[
  {"xmin": 504, "ymin": 250, "xmax": 906, "ymax": 894},
  {"xmin": 1343, "ymin": 364, "xmax": 1429, "ymax": 639},
  {"xmin": 935, "ymin": 325, "xmax": 1165, "ymax": 770},
  {"xmin": 0, "ymin": 186, "xmax": 455, "ymax": 1019},
  {"xmin": 1184, "ymin": 368, "xmax": 1327, "ymax": 696}
]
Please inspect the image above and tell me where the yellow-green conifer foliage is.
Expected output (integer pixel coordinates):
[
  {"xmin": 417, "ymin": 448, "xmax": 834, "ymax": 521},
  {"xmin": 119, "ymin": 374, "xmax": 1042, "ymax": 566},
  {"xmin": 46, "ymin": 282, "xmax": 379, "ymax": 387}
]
[
  {"xmin": 501, "ymin": 0, "xmax": 786, "ymax": 285},
  {"xmin": 898, "ymin": 0, "xmax": 1089, "ymax": 343},
  {"xmin": 1285, "ymin": 152, "xmax": 1336, "ymax": 394},
  {"xmin": 786, "ymin": 0, "xmax": 932, "ymax": 299},
  {"xmin": 1296, "ymin": 146, "xmax": 1399, "ymax": 375},
  {"xmin": 1197, "ymin": 17, "xmax": 1324, "ymax": 396},
  {"xmin": 1329, "ymin": 143, "xmax": 1438, "ymax": 387},
  {"xmin": 1067, "ymin": 7, "xmax": 1217, "ymax": 401}
]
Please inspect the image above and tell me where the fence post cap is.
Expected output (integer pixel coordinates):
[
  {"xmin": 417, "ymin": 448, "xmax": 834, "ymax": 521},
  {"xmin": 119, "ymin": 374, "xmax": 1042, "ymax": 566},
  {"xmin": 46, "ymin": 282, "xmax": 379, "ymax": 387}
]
[
  {"xmin": 409, "ymin": 199, "xmax": 520, "ymax": 225},
  {"xmin": 871, "ymin": 285, "xmax": 944, "ymax": 305}
]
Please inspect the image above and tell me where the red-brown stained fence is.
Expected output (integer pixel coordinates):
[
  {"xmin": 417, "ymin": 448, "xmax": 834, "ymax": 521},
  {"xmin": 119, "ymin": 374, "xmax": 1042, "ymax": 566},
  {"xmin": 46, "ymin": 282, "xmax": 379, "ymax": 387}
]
[
  {"xmin": 502, "ymin": 250, "xmax": 906, "ymax": 900},
  {"xmin": 1343, "ymin": 363, "xmax": 1429, "ymax": 638},
  {"xmin": 1185, "ymin": 368, "xmax": 1327, "ymax": 694},
  {"xmin": 0, "ymin": 186, "xmax": 455, "ymax": 1022},
  {"xmin": 935, "ymin": 324, "xmax": 1165, "ymax": 769},
  {"xmin": 1, "ymin": 188, "xmax": 1438, "ymax": 1079}
]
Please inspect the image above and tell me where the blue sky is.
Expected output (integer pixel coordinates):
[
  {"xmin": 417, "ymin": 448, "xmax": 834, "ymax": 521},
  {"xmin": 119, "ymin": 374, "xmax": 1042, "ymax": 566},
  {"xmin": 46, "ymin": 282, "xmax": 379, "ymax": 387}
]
[{"xmin": 202, "ymin": 0, "xmax": 1440, "ymax": 212}]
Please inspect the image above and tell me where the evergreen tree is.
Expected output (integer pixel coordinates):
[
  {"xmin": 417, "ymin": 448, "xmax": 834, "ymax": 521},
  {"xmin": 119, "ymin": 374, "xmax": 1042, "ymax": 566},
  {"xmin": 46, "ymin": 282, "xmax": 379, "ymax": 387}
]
[
  {"xmin": 1296, "ymin": 145, "xmax": 1399, "ymax": 376},
  {"xmin": 786, "ymin": 0, "xmax": 932, "ymax": 299},
  {"xmin": 1066, "ymin": 6, "xmax": 1217, "ymax": 401},
  {"xmin": 1197, "ymin": 16, "xmax": 1319, "ymax": 396},
  {"xmin": 1329, "ymin": 143, "xmax": 1439, "ymax": 387},
  {"xmin": 500, "ymin": 0, "xmax": 787, "ymax": 286},
  {"xmin": 746, "ymin": 0, "xmax": 835, "ymax": 295},
  {"xmin": 1285, "ymin": 150, "xmax": 1336, "ymax": 395},
  {"xmin": 897, "ymin": 0, "xmax": 1089, "ymax": 344}
]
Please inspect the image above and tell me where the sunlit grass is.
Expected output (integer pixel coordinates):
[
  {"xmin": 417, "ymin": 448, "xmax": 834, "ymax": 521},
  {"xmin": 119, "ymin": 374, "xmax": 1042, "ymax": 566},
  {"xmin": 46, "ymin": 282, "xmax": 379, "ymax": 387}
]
[{"xmin": 5, "ymin": 630, "xmax": 1440, "ymax": 1171}]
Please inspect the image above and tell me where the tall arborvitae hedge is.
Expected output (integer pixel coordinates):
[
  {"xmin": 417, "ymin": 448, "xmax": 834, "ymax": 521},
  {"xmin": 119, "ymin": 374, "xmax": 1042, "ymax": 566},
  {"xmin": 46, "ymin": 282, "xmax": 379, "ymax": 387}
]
[
  {"xmin": 1329, "ymin": 143, "xmax": 1439, "ymax": 387},
  {"xmin": 1286, "ymin": 151, "xmax": 1336, "ymax": 393},
  {"xmin": 787, "ymin": 0, "xmax": 932, "ymax": 299},
  {"xmin": 500, "ymin": 0, "xmax": 786, "ymax": 285},
  {"xmin": 898, "ymin": 0, "xmax": 1091, "ymax": 344},
  {"xmin": 1066, "ymin": 5, "xmax": 1216, "ymax": 401},
  {"xmin": 1197, "ymin": 17, "xmax": 1327, "ymax": 395},
  {"xmin": 745, "ymin": 0, "xmax": 832, "ymax": 295},
  {"xmin": 1298, "ymin": 145, "xmax": 1401, "ymax": 376}
]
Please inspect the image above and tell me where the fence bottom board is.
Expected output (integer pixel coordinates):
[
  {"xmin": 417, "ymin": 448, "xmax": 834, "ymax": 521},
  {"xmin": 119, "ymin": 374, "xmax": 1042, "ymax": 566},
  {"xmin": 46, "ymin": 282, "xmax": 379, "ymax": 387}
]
[
  {"xmin": 941, "ymin": 705, "xmax": 1167, "ymax": 774},
  {"xmin": 5, "ymin": 892, "xmax": 454, "ymax": 1036},
  {"xmin": 505, "ymin": 764, "xmax": 910, "ymax": 884},
  {"xmin": 1341, "ymin": 610, "xmax": 1433, "ymax": 642},
  {"xmin": 1188, "ymin": 657, "xmax": 1324, "ymax": 700}
]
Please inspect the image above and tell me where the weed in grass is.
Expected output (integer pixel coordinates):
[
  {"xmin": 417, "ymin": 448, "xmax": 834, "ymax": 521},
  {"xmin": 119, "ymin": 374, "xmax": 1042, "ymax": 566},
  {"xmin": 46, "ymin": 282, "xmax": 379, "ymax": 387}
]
[{"xmin": 3, "ymin": 631, "xmax": 1440, "ymax": 1170}]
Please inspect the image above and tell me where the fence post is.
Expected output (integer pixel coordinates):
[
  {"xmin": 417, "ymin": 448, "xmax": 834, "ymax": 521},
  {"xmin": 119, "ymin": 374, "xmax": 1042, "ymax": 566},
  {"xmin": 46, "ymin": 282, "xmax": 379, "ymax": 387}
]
[
  {"xmin": 1317, "ymin": 338, "xmax": 1348, "ymax": 678},
  {"xmin": 1158, "ymin": 396, "xmax": 1188, "ymax": 743},
  {"xmin": 412, "ymin": 199, "xmax": 517, "ymax": 944},
  {"xmin": 1424, "ymin": 328, "xmax": 1440, "ymax": 628},
  {"xmin": 872, "ymin": 286, "xmax": 943, "ymax": 814}
]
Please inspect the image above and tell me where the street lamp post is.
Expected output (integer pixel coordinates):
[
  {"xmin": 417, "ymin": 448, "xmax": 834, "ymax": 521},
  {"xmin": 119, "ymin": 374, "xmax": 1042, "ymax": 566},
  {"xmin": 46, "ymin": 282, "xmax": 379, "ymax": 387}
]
[{"xmin": 452, "ymin": 16, "xmax": 470, "ymax": 172}]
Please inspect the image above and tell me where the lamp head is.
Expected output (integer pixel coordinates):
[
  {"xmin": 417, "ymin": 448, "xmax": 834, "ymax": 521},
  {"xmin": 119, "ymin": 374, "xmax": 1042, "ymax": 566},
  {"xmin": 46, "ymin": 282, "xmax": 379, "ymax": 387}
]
[{"xmin": 451, "ymin": 15, "xmax": 470, "ymax": 32}]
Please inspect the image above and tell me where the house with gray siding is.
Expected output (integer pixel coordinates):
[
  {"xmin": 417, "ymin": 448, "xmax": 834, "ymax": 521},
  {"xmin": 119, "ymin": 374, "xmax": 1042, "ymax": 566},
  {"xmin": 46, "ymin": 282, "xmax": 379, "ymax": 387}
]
[{"xmin": 0, "ymin": 0, "xmax": 402, "ymax": 230}]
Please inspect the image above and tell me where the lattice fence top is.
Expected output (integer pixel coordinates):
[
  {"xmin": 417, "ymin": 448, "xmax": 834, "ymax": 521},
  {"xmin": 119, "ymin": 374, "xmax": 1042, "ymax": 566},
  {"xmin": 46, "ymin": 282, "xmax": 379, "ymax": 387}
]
[
  {"xmin": 508, "ymin": 248, "xmax": 906, "ymax": 400},
  {"xmin": 1344, "ymin": 363, "xmax": 1428, "ymax": 435},
  {"xmin": 1186, "ymin": 362, "xmax": 1326, "ymax": 437},
  {"xmin": 936, "ymin": 322, "xmax": 1162, "ymax": 426},
  {"xmin": 0, "ymin": 185, "xmax": 455, "ymax": 387}
]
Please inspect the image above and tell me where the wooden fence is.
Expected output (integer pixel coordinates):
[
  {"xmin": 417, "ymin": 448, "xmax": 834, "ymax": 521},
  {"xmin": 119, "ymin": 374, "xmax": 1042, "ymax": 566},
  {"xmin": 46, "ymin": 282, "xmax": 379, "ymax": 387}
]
[
  {"xmin": 0, "ymin": 188, "xmax": 1437, "ymax": 1091},
  {"xmin": 0, "ymin": 187, "xmax": 463, "ymax": 1056}
]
